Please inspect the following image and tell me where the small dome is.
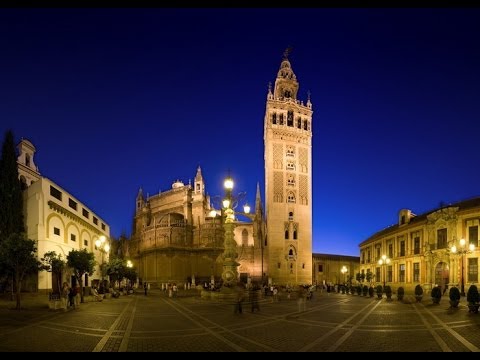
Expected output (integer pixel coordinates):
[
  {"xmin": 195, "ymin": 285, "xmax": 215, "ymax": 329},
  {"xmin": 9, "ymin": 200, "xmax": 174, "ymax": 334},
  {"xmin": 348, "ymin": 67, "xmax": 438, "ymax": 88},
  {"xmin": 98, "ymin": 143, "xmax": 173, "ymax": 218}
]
[{"xmin": 172, "ymin": 180, "xmax": 184, "ymax": 189}]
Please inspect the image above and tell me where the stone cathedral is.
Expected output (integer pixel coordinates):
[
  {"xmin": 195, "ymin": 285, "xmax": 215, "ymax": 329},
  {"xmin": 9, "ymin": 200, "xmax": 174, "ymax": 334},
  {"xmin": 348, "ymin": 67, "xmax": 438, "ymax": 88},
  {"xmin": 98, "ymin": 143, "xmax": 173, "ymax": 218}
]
[{"xmin": 131, "ymin": 53, "xmax": 313, "ymax": 286}]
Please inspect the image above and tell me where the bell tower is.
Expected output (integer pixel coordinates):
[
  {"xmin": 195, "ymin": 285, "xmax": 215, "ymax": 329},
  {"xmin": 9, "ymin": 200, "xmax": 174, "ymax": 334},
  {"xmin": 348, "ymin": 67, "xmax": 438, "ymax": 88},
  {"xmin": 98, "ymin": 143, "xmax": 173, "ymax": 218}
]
[{"xmin": 264, "ymin": 49, "xmax": 313, "ymax": 285}]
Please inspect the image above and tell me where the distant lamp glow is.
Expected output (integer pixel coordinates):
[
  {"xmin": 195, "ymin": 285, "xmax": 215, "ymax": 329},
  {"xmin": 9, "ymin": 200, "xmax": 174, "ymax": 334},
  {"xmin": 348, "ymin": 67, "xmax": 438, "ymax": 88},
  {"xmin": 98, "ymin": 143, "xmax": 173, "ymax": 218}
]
[
  {"xmin": 104, "ymin": 244, "xmax": 110, "ymax": 253},
  {"xmin": 209, "ymin": 209, "xmax": 217, "ymax": 217},
  {"xmin": 223, "ymin": 198, "xmax": 231, "ymax": 209},
  {"xmin": 243, "ymin": 204, "xmax": 251, "ymax": 214},
  {"xmin": 224, "ymin": 177, "xmax": 234, "ymax": 190},
  {"xmin": 127, "ymin": 260, "xmax": 133, "ymax": 268}
]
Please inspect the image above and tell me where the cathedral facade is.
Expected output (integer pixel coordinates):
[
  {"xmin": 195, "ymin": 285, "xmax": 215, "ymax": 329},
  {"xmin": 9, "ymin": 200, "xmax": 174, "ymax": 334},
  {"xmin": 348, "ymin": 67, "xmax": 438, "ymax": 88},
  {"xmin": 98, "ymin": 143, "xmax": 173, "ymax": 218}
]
[{"xmin": 132, "ymin": 53, "xmax": 313, "ymax": 286}]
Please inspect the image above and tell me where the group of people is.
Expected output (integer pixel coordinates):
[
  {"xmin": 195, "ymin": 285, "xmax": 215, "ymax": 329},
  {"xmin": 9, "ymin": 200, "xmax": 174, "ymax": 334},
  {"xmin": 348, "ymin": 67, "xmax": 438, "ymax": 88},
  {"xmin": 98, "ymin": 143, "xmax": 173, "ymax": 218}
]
[{"xmin": 61, "ymin": 282, "xmax": 80, "ymax": 311}]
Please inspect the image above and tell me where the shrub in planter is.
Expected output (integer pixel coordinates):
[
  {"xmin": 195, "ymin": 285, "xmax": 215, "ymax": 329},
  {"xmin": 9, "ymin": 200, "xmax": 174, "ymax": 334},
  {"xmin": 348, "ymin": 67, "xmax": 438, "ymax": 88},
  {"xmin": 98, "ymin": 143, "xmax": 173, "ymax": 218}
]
[
  {"xmin": 368, "ymin": 286, "xmax": 374, "ymax": 297},
  {"xmin": 415, "ymin": 284, "xmax": 423, "ymax": 302},
  {"xmin": 356, "ymin": 285, "xmax": 362, "ymax": 295},
  {"xmin": 449, "ymin": 287, "xmax": 460, "ymax": 308},
  {"xmin": 362, "ymin": 285, "xmax": 368, "ymax": 296},
  {"xmin": 384, "ymin": 285, "xmax": 392, "ymax": 300},
  {"xmin": 376, "ymin": 285, "xmax": 383, "ymax": 299},
  {"xmin": 431, "ymin": 286, "xmax": 442, "ymax": 304},
  {"xmin": 397, "ymin": 286, "xmax": 405, "ymax": 301},
  {"xmin": 467, "ymin": 284, "xmax": 480, "ymax": 313}
]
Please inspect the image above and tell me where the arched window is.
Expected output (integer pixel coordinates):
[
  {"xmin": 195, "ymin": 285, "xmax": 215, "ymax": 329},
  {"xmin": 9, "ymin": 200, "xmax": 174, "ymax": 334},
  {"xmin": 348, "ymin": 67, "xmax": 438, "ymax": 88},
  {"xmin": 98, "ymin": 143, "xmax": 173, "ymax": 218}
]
[
  {"xmin": 285, "ymin": 230, "xmax": 289, "ymax": 239},
  {"xmin": 287, "ymin": 111, "xmax": 294, "ymax": 126},
  {"xmin": 25, "ymin": 154, "xmax": 31, "ymax": 167},
  {"xmin": 272, "ymin": 113, "xmax": 277, "ymax": 124},
  {"xmin": 242, "ymin": 229, "xmax": 248, "ymax": 246},
  {"xmin": 287, "ymin": 192, "xmax": 296, "ymax": 203},
  {"xmin": 284, "ymin": 90, "xmax": 291, "ymax": 98},
  {"xmin": 279, "ymin": 113, "xmax": 284, "ymax": 125},
  {"xmin": 289, "ymin": 249, "xmax": 293, "ymax": 256},
  {"xmin": 293, "ymin": 230, "xmax": 297, "ymax": 240},
  {"xmin": 297, "ymin": 118, "xmax": 302, "ymax": 129}
]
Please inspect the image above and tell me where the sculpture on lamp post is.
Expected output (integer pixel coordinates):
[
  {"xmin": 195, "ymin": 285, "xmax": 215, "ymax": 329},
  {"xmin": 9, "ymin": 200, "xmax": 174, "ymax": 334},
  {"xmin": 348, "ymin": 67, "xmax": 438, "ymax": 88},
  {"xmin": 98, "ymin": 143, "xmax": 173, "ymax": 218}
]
[
  {"xmin": 220, "ymin": 176, "xmax": 240, "ymax": 287},
  {"xmin": 341, "ymin": 265, "xmax": 348, "ymax": 285},
  {"xmin": 451, "ymin": 238, "xmax": 475, "ymax": 296}
]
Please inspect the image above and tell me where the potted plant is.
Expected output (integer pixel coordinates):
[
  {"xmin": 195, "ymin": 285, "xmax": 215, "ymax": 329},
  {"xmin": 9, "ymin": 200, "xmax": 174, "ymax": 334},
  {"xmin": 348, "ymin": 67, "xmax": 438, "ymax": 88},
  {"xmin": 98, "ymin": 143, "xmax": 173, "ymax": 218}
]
[
  {"xmin": 397, "ymin": 286, "xmax": 405, "ymax": 301},
  {"xmin": 376, "ymin": 285, "xmax": 383, "ymax": 299},
  {"xmin": 467, "ymin": 284, "xmax": 480, "ymax": 313},
  {"xmin": 384, "ymin": 285, "xmax": 392, "ymax": 300},
  {"xmin": 362, "ymin": 285, "xmax": 368, "ymax": 296},
  {"xmin": 415, "ymin": 284, "xmax": 423, "ymax": 302},
  {"xmin": 431, "ymin": 286, "xmax": 442, "ymax": 304},
  {"xmin": 356, "ymin": 285, "xmax": 362, "ymax": 295},
  {"xmin": 368, "ymin": 286, "xmax": 374, "ymax": 297},
  {"xmin": 449, "ymin": 287, "xmax": 460, "ymax": 308}
]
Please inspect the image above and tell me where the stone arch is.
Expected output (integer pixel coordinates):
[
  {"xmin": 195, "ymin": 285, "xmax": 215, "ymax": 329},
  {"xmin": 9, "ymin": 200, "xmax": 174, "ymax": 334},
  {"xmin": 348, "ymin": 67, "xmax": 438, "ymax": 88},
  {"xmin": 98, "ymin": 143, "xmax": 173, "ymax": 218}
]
[
  {"xmin": 434, "ymin": 261, "xmax": 449, "ymax": 293},
  {"xmin": 46, "ymin": 213, "xmax": 66, "ymax": 243}
]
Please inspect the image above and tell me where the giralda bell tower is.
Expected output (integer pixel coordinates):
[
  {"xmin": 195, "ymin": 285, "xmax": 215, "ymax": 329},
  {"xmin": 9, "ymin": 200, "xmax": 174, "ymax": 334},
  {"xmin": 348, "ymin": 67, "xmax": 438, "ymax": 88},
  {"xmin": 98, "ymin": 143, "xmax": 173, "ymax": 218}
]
[{"xmin": 264, "ymin": 50, "xmax": 313, "ymax": 285}]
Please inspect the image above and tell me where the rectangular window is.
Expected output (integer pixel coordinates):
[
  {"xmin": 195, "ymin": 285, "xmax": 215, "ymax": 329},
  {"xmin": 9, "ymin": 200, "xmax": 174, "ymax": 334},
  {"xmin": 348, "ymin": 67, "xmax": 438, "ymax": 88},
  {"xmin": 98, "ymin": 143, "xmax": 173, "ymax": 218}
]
[
  {"xmin": 70, "ymin": 234, "xmax": 76, "ymax": 242},
  {"xmin": 414, "ymin": 237, "xmax": 420, "ymax": 255},
  {"xmin": 387, "ymin": 265, "xmax": 393, "ymax": 282},
  {"xmin": 413, "ymin": 262, "xmax": 420, "ymax": 282},
  {"xmin": 388, "ymin": 243, "xmax": 393, "ymax": 258},
  {"xmin": 93, "ymin": 216, "xmax": 98, "ymax": 225},
  {"xmin": 469, "ymin": 226, "xmax": 478, "ymax": 248},
  {"xmin": 376, "ymin": 247, "xmax": 380, "ymax": 261},
  {"xmin": 437, "ymin": 228, "xmax": 447, "ymax": 249},
  {"xmin": 376, "ymin": 267, "xmax": 381, "ymax": 283},
  {"xmin": 53, "ymin": 227, "xmax": 60, "ymax": 236},
  {"xmin": 50, "ymin": 186, "xmax": 62, "ymax": 201},
  {"xmin": 68, "ymin": 198, "xmax": 77, "ymax": 211},
  {"xmin": 318, "ymin": 264, "xmax": 323, "ymax": 272},
  {"xmin": 367, "ymin": 250, "xmax": 371, "ymax": 263},
  {"xmin": 400, "ymin": 241, "xmax": 405, "ymax": 257},
  {"xmin": 101, "ymin": 223, "xmax": 106, "ymax": 231},
  {"xmin": 361, "ymin": 252, "xmax": 365, "ymax": 264},
  {"xmin": 84, "ymin": 239, "xmax": 88, "ymax": 246},
  {"xmin": 399, "ymin": 264, "xmax": 405, "ymax": 282},
  {"xmin": 468, "ymin": 258, "xmax": 478, "ymax": 282},
  {"xmin": 82, "ymin": 208, "xmax": 89, "ymax": 219}
]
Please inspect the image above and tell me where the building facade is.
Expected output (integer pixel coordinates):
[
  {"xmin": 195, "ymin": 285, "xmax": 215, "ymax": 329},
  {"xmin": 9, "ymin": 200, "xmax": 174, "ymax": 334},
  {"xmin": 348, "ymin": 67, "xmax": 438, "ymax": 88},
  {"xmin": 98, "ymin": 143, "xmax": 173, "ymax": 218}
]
[
  {"xmin": 359, "ymin": 198, "xmax": 480, "ymax": 293},
  {"xmin": 131, "ymin": 167, "xmax": 266, "ymax": 286},
  {"xmin": 17, "ymin": 139, "xmax": 110, "ymax": 293},
  {"xmin": 264, "ymin": 53, "xmax": 313, "ymax": 284},
  {"xmin": 313, "ymin": 253, "xmax": 360, "ymax": 287},
  {"xmin": 132, "ymin": 53, "xmax": 314, "ymax": 287}
]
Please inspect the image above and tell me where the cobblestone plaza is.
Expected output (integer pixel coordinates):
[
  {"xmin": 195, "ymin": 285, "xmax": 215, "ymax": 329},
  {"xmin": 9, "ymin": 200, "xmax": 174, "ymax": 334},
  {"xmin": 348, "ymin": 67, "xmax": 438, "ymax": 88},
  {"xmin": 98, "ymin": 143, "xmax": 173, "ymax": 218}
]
[{"xmin": 1, "ymin": 289, "xmax": 480, "ymax": 352}]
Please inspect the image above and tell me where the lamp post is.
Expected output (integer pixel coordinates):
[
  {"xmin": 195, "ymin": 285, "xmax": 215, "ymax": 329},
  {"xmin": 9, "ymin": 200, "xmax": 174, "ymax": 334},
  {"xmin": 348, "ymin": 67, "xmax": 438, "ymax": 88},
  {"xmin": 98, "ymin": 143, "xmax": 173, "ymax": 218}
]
[
  {"xmin": 451, "ymin": 238, "xmax": 475, "ymax": 296},
  {"xmin": 378, "ymin": 255, "xmax": 391, "ymax": 288},
  {"xmin": 341, "ymin": 266, "xmax": 348, "ymax": 285},
  {"xmin": 95, "ymin": 235, "xmax": 110, "ymax": 292}
]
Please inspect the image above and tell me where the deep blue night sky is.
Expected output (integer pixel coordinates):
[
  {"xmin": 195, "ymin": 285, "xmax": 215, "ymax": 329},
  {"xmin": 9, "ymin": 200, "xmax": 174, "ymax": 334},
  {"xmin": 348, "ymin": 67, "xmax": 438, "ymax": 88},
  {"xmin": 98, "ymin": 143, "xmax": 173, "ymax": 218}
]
[{"xmin": 2, "ymin": 8, "xmax": 480, "ymax": 256}]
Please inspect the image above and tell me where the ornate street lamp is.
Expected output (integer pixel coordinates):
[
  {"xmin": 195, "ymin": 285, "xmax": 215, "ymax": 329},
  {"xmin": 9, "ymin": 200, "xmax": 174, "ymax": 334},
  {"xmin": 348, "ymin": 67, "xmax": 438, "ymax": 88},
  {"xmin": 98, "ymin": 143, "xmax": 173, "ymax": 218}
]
[
  {"xmin": 378, "ymin": 255, "xmax": 391, "ymax": 288},
  {"xmin": 451, "ymin": 238, "xmax": 475, "ymax": 296}
]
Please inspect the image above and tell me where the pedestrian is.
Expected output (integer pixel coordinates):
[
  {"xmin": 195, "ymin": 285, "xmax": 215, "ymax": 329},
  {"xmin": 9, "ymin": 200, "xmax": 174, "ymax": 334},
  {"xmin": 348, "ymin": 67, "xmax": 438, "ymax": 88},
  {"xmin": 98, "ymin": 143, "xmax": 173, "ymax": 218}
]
[
  {"xmin": 250, "ymin": 284, "xmax": 260, "ymax": 313},
  {"xmin": 297, "ymin": 285, "xmax": 307, "ymax": 312},
  {"xmin": 234, "ymin": 282, "xmax": 245, "ymax": 314},
  {"xmin": 144, "ymin": 282, "xmax": 148, "ymax": 296}
]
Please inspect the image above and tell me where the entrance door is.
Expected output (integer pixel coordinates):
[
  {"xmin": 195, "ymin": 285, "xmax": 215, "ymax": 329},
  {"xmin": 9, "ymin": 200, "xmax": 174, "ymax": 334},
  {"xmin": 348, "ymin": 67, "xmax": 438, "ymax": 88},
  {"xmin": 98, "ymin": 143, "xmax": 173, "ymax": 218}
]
[{"xmin": 435, "ymin": 262, "xmax": 449, "ymax": 291}]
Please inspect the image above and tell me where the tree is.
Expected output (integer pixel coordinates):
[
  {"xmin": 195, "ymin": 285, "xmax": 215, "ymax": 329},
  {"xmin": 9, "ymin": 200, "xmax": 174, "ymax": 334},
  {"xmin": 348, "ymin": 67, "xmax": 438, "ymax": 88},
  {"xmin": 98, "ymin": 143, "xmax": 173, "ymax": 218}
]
[
  {"xmin": 124, "ymin": 266, "xmax": 138, "ymax": 290},
  {"xmin": 0, "ymin": 233, "xmax": 41, "ymax": 309},
  {"xmin": 106, "ymin": 258, "xmax": 127, "ymax": 289},
  {"xmin": 0, "ymin": 130, "xmax": 24, "ymax": 242},
  {"xmin": 40, "ymin": 251, "xmax": 66, "ymax": 295},
  {"xmin": 66, "ymin": 249, "xmax": 96, "ymax": 303},
  {"xmin": 366, "ymin": 269, "xmax": 373, "ymax": 284}
]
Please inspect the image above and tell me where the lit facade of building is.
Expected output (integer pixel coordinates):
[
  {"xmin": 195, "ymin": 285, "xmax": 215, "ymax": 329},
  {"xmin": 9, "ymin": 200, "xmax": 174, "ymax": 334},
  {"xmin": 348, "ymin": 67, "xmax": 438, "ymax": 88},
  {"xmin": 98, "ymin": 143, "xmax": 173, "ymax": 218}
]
[
  {"xmin": 263, "ymin": 54, "xmax": 313, "ymax": 285},
  {"xmin": 17, "ymin": 139, "xmax": 110, "ymax": 293},
  {"xmin": 131, "ymin": 168, "xmax": 266, "ymax": 286},
  {"xmin": 359, "ymin": 199, "xmax": 480, "ymax": 293},
  {"xmin": 132, "ymin": 54, "xmax": 314, "ymax": 287},
  {"xmin": 313, "ymin": 253, "xmax": 360, "ymax": 287}
]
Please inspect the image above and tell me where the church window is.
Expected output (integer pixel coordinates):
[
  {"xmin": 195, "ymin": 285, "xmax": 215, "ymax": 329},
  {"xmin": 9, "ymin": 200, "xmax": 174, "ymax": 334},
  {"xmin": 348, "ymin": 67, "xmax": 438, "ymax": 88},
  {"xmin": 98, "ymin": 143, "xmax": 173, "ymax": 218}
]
[
  {"xmin": 279, "ymin": 113, "xmax": 284, "ymax": 125},
  {"xmin": 303, "ymin": 119, "xmax": 308, "ymax": 130},
  {"xmin": 25, "ymin": 154, "xmax": 31, "ymax": 167},
  {"xmin": 285, "ymin": 230, "xmax": 289, "ymax": 239},
  {"xmin": 287, "ymin": 111, "xmax": 294, "ymax": 126},
  {"xmin": 293, "ymin": 230, "xmax": 297, "ymax": 240},
  {"xmin": 284, "ymin": 90, "xmax": 291, "ymax": 98},
  {"xmin": 242, "ymin": 229, "xmax": 248, "ymax": 246},
  {"xmin": 289, "ymin": 212, "xmax": 294, "ymax": 220},
  {"xmin": 297, "ymin": 117, "xmax": 302, "ymax": 129},
  {"xmin": 286, "ymin": 146, "xmax": 295, "ymax": 157},
  {"xmin": 289, "ymin": 249, "xmax": 293, "ymax": 256},
  {"xmin": 272, "ymin": 113, "xmax": 277, "ymax": 124},
  {"xmin": 287, "ymin": 192, "xmax": 296, "ymax": 203}
]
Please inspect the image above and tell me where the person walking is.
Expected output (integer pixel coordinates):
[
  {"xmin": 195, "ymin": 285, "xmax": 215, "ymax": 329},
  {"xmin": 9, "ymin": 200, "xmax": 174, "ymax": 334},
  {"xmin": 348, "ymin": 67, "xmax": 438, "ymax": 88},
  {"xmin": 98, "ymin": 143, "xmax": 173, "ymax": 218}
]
[
  {"xmin": 144, "ymin": 282, "xmax": 148, "ymax": 296},
  {"xmin": 234, "ymin": 282, "xmax": 245, "ymax": 314}
]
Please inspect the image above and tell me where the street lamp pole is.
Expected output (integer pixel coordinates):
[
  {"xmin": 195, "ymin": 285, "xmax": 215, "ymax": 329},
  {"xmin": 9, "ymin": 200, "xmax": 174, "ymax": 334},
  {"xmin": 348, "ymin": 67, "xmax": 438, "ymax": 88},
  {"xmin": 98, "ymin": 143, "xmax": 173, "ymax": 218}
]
[
  {"xmin": 95, "ymin": 235, "xmax": 110, "ymax": 291},
  {"xmin": 341, "ymin": 266, "xmax": 347, "ymax": 285},
  {"xmin": 451, "ymin": 238, "xmax": 475, "ymax": 296},
  {"xmin": 378, "ymin": 255, "xmax": 391, "ymax": 288},
  {"xmin": 221, "ymin": 176, "xmax": 240, "ymax": 287}
]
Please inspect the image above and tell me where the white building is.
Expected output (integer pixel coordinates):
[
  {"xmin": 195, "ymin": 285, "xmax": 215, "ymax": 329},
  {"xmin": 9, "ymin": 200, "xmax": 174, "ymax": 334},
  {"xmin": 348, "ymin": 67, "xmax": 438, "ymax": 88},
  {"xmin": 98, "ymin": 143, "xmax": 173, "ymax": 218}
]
[{"xmin": 17, "ymin": 138, "xmax": 110, "ymax": 293}]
